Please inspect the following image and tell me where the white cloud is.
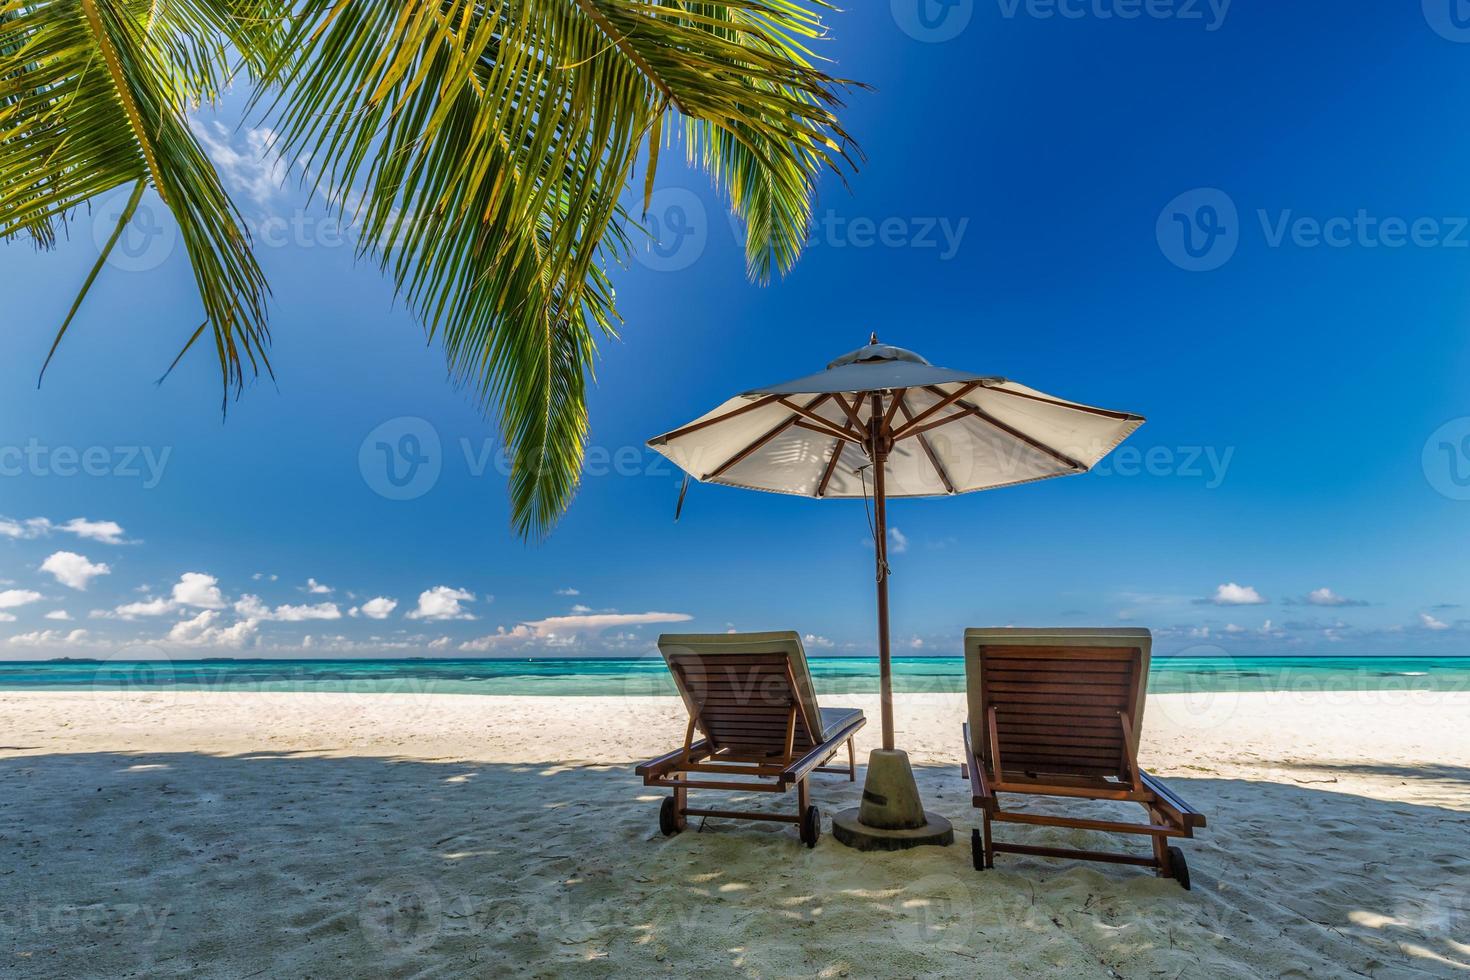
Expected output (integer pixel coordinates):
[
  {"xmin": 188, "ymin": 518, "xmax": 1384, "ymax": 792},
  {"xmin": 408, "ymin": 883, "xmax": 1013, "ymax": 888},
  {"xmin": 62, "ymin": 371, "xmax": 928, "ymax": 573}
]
[
  {"xmin": 803, "ymin": 633, "xmax": 834, "ymax": 649},
  {"xmin": 57, "ymin": 518, "xmax": 128, "ymax": 544},
  {"xmin": 1207, "ymin": 582, "xmax": 1267, "ymax": 606},
  {"xmin": 459, "ymin": 625, "xmax": 536, "ymax": 652},
  {"xmin": 192, "ymin": 121, "xmax": 286, "ymax": 210},
  {"xmin": 8, "ymin": 628, "xmax": 89, "ymax": 646},
  {"xmin": 41, "ymin": 551, "xmax": 111, "ymax": 591},
  {"xmin": 234, "ymin": 594, "xmax": 341, "ymax": 622},
  {"xmin": 460, "ymin": 610, "xmax": 693, "ymax": 652},
  {"xmin": 570, "ymin": 604, "xmax": 593, "ymax": 614},
  {"xmin": 167, "ymin": 610, "xmax": 258, "ymax": 648},
  {"xmin": 172, "ymin": 572, "xmax": 226, "ymax": 609},
  {"xmin": 358, "ymin": 597, "xmax": 397, "ymax": 620},
  {"xmin": 1303, "ymin": 587, "xmax": 1367, "ymax": 607},
  {"xmin": 43, "ymin": 610, "xmax": 70, "ymax": 621},
  {"xmin": 1419, "ymin": 612, "xmax": 1450, "ymax": 631},
  {"xmin": 0, "ymin": 613, "xmax": 13, "ymax": 622},
  {"xmin": 555, "ymin": 587, "xmax": 581, "ymax": 596},
  {"xmin": 271, "ymin": 602, "xmax": 342, "ymax": 622},
  {"xmin": 521, "ymin": 611, "xmax": 691, "ymax": 636},
  {"xmin": 252, "ymin": 572, "xmax": 279, "ymax": 582},
  {"xmin": 113, "ymin": 597, "xmax": 175, "ymax": 619},
  {"xmin": 888, "ymin": 527, "xmax": 909, "ymax": 554},
  {"xmin": 406, "ymin": 586, "xmax": 477, "ymax": 621},
  {"xmin": 304, "ymin": 578, "xmax": 333, "ymax": 595},
  {"xmin": 909, "ymin": 636, "xmax": 925, "ymax": 649},
  {"xmin": 0, "ymin": 517, "xmax": 128, "ymax": 544},
  {"xmin": 0, "ymin": 517, "xmax": 49, "ymax": 539},
  {"xmin": 0, "ymin": 589, "xmax": 43, "ymax": 609}
]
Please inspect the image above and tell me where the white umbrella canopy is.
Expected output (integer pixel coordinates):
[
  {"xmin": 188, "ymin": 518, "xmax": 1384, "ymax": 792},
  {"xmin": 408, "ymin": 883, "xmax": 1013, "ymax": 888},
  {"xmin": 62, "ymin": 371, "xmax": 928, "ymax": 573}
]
[
  {"xmin": 647, "ymin": 334, "xmax": 1145, "ymax": 817},
  {"xmin": 649, "ymin": 338, "xmax": 1144, "ymax": 499}
]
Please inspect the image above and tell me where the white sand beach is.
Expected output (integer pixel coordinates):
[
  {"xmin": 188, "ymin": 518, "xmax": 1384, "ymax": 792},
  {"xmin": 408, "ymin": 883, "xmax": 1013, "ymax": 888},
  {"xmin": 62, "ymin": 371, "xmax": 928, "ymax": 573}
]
[{"xmin": 2, "ymin": 690, "xmax": 1467, "ymax": 978}]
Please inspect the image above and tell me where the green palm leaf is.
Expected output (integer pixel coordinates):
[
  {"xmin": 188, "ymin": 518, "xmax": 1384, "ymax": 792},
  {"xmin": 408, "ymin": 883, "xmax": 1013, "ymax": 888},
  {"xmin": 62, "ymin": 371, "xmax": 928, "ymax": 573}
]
[
  {"xmin": 258, "ymin": 0, "xmax": 854, "ymax": 535},
  {"xmin": 2, "ymin": 0, "xmax": 855, "ymax": 536},
  {"xmin": 0, "ymin": 0, "xmax": 282, "ymax": 398}
]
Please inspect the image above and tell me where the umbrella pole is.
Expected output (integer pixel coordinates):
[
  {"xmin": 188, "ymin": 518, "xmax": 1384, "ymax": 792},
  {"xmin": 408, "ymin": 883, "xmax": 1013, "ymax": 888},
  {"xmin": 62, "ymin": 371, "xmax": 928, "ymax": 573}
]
[
  {"xmin": 833, "ymin": 391, "xmax": 953, "ymax": 849},
  {"xmin": 870, "ymin": 405, "xmax": 895, "ymax": 752}
]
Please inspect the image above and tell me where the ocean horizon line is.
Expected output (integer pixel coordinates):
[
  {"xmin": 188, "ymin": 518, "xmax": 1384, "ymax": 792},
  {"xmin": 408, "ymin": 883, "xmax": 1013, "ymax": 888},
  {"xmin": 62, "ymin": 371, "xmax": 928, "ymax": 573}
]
[{"xmin": 5, "ymin": 652, "xmax": 1470, "ymax": 665}]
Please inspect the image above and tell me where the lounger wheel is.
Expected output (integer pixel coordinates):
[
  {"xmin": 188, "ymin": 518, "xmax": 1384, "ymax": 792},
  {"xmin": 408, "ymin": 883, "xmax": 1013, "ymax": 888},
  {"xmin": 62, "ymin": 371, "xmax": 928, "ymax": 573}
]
[
  {"xmin": 799, "ymin": 805, "xmax": 821, "ymax": 848},
  {"xmin": 659, "ymin": 797, "xmax": 683, "ymax": 836},
  {"xmin": 1167, "ymin": 846, "xmax": 1190, "ymax": 890},
  {"xmin": 971, "ymin": 828, "xmax": 986, "ymax": 871}
]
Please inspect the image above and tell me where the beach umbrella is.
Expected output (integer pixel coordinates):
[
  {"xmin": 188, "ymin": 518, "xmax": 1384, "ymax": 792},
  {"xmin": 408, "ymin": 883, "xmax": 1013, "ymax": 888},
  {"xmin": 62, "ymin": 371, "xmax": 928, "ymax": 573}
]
[{"xmin": 648, "ymin": 336, "xmax": 1144, "ymax": 847}]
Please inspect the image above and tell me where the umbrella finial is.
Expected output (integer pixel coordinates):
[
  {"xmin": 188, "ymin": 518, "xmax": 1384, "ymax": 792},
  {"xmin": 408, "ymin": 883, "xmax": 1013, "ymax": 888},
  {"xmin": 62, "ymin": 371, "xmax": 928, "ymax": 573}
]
[{"xmin": 869, "ymin": 332, "xmax": 879, "ymax": 345}]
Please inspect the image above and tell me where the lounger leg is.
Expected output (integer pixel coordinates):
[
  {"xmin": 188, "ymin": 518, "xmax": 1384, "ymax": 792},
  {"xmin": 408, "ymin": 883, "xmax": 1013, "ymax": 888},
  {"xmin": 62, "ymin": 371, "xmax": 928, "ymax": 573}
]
[
  {"xmin": 982, "ymin": 809, "xmax": 995, "ymax": 869},
  {"xmin": 1148, "ymin": 807, "xmax": 1169, "ymax": 877},
  {"xmin": 846, "ymin": 737, "xmax": 856, "ymax": 781},
  {"xmin": 798, "ymin": 776, "xmax": 811, "ymax": 815},
  {"xmin": 673, "ymin": 773, "xmax": 688, "ymax": 832}
]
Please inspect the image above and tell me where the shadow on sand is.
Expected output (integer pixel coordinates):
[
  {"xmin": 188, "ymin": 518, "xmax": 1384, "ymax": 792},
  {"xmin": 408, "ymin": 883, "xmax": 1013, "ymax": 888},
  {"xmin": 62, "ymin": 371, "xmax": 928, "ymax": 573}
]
[{"xmin": 1, "ymin": 751, "xmax": 1465, "ymax": 978}]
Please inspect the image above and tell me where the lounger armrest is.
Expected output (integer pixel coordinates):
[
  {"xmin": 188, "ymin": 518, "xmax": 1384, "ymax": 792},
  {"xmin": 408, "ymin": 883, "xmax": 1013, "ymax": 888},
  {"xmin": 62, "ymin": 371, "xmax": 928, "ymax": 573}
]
[
  {"xmin": 779, "ymin": 712, "xmax": 866, "ymax": 785},
  {"xmin": 1140, "ymin": 770, "xmax": 1207, "ymax": 829},
  {"xmin": 962, "ymin": 722, "xmax": 997, "ymax": 812},
  {"xmin": 635, "ymin": 738, "xmax": 712, "ymax": 778}
]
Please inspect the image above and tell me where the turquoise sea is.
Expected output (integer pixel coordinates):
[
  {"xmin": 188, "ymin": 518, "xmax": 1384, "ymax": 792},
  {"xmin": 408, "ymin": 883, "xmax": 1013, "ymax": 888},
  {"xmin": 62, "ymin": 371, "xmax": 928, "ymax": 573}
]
[{"xmin": 0, "ymin": 656, "xmax": 1466, "ymax": 697}]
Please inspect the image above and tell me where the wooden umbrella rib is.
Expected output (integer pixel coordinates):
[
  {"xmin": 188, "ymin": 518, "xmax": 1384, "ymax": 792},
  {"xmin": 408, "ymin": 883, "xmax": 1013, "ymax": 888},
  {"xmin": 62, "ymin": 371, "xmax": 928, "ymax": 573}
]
[
  {"xmin": 889, "ymin": 381, "xmax": 983, "ymax": 441},
  {"xmin": 778, "ymin": 396, "xmax": 854, "ymax": 442},
  {"xmin": 706, "ymin": 395, "xmax": 827, "ymax": 481},
  {"xmin": 894, "ymin": 409, "xmax": 972, "ymax": 442},
  {"xmin": 651, "ymin": 394, "xmax": 784, "ymax": 445},
  {"xmin": 830, "ymin": 391, "xmax": 867, "ymax": 431},
  {"xmin": 947, "ymin": 393, "xmax": 1088, "ymax": 472},
  {"xmin": 815, "ymin": 413, "xmax": 860, "ymax": 498},
  {"xmin": 897, "ymin": 394, "xmax": 955, "ymax": 494},
  {"xmin": 794, "ymin": 419, "xmax": 860, "ymax": 442},
  {"xmin": 986, "ymin": 384, "xmax": 1142, "ymax": 422},
  {"xmin": 881, "ymin": 388, "xmax": 907, "ymax": 432}
]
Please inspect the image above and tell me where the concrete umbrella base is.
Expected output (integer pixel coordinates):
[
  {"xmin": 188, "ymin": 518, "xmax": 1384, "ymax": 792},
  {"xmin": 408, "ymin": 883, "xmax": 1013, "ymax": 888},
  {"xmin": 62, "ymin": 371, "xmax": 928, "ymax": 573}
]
[{"xmin": 831, "ymin": 748, "xmax": 954, "ymax": 851}]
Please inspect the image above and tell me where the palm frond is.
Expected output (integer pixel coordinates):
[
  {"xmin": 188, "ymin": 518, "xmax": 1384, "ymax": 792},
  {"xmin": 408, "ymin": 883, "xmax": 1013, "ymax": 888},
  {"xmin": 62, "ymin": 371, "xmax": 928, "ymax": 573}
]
[
  {"xmin": 257, "ymin": 0, "xmax": 854, "ymax": 534},
  {"xmin": 0, "ymin": 0, "xmax": 281, "ymax": 397}
]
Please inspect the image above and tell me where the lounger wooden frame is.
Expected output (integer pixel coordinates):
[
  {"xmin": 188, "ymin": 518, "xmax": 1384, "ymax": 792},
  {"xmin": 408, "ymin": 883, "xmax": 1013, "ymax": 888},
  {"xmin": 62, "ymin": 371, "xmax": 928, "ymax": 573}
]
[
  {"xmin": 959, "ymin": 630, "xmax": 1206, "ymax": 887},
  {"xmin": 636, "ymin": 636, "xmax": 865, "ymax": 847}
]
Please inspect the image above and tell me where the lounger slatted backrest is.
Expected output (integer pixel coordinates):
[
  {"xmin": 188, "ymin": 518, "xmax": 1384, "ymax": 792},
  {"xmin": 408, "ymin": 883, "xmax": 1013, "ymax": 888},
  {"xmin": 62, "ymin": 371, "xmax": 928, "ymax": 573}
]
[
  {"xmin": 659, "ymin": 632, "xmax": 824, "ymax": 758},
  {"xmin": 964, "ymin": 628, "xmax": 1152, "ymax": 781}
]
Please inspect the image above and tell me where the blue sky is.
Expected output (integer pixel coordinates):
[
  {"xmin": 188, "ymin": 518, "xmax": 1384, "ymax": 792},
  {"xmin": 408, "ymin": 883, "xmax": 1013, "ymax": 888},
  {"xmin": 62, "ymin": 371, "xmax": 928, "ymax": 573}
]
[{"xmin": 3, "ymin": 1, "xmax": 1470, "ymax": 659}]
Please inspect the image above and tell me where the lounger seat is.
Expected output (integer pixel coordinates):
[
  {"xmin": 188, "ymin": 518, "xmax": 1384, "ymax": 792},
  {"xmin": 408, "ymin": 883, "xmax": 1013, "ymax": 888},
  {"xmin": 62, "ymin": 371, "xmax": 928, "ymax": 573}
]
[
  {"xmin": 818, "ymin": 707, "xmax": 864, "ymax": 739},
  {"xmin": 959, "ymin": 627, "xmax": 1207, "ymax": 888},
  {"xmin": 635, "ymin": 631, "xmax": 866, "ymax": 847}
]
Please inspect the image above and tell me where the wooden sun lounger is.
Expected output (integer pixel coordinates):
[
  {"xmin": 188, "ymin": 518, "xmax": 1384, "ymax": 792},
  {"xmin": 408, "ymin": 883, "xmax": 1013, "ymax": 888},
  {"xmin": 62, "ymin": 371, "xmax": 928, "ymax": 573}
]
[
  {"xmin": 958, "ymin": 628, "xmax": 1206, "ymax": 888},
  {"xmin": 636, "ymin": 632, "xmax": 866, "ymax": 847}
]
